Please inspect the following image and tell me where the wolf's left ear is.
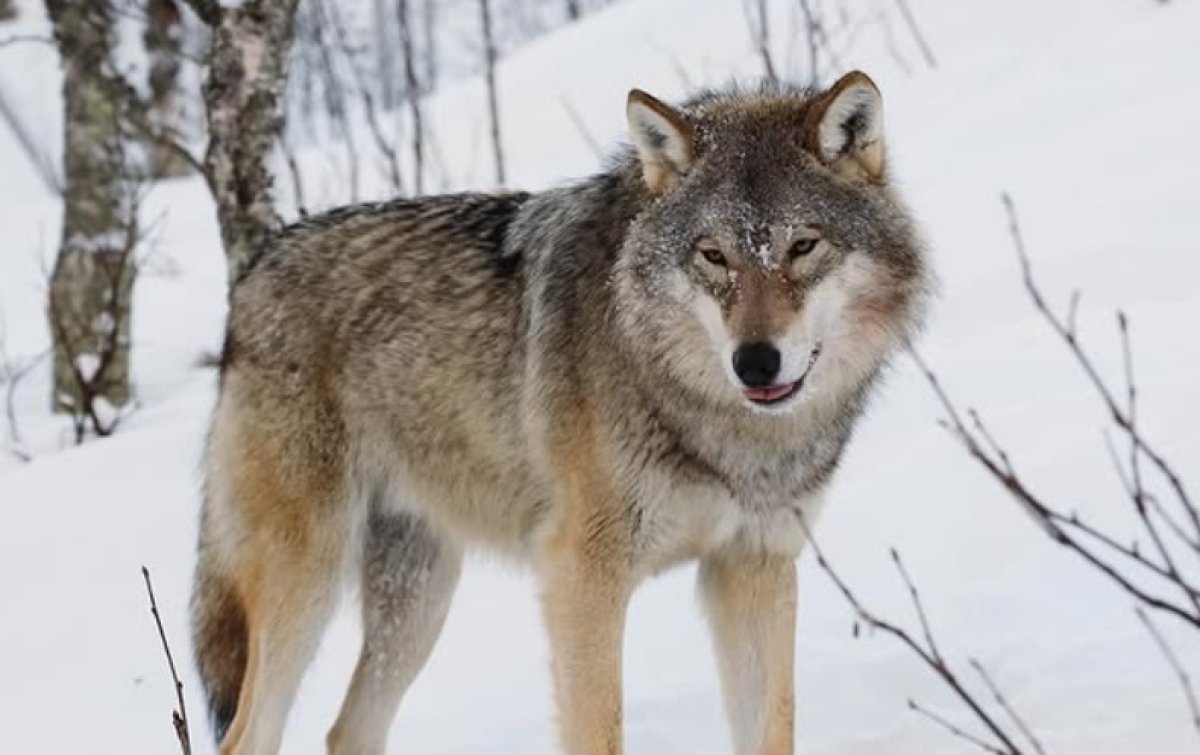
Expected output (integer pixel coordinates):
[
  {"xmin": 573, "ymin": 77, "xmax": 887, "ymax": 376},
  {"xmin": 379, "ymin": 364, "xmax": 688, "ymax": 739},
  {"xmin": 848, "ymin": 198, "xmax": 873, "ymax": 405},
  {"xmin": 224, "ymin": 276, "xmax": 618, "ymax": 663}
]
[
  {"xmin": 804, "ymin": 71, "xmax": 885, "ymax": 182},
  {"xmin": 627, "ymin": 89, "xmax": 694, "ymax": 194}
]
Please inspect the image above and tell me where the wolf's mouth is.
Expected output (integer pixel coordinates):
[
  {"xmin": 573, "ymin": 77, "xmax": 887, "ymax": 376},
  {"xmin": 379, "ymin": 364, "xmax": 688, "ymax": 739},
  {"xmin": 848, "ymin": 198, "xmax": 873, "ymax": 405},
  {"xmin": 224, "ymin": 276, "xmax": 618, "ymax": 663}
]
[{"xmin": 743, "ymin": 345, "xmax": 821, "ymax": 407}]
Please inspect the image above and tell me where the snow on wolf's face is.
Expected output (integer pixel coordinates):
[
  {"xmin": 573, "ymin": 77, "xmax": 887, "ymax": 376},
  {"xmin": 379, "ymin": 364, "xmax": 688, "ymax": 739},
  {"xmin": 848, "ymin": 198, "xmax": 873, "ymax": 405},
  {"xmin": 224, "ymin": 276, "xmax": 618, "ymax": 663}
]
[{"xmin": 615, "ymin": 75, "xmax": 931, "ymax": 415}]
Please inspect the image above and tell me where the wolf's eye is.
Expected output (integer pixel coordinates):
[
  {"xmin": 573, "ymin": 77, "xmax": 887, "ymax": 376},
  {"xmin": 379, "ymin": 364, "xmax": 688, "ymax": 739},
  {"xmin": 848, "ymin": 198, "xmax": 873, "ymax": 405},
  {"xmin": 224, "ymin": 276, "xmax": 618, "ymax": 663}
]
[
  {"xmin": 697, "ymin": 244, "xmax": 727, "ymax": 267},
  {"xmin": 789, "ymin": 238, "xmax": 819, "ymax": 259}
]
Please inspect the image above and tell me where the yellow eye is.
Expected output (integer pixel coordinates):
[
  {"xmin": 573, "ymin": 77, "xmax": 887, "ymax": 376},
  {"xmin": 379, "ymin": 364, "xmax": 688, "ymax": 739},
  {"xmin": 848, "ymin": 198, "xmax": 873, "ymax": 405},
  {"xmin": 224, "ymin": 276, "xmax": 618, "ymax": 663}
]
[
  {"xmin": 789, "ymin": 238, "xmax": 819, "ymax": 259},
  {"xmin": 698, "ymin": 244, "xmax": 727, "ymax": 267}
]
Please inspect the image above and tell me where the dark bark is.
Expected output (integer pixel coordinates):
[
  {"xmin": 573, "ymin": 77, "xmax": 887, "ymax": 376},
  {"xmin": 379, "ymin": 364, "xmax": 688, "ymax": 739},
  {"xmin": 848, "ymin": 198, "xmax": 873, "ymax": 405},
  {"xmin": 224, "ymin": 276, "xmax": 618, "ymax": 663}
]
[
  {"xmin": 0, "ymin": 0, "xmax": 17, "ymax": 22},
  {"xmin": 189, "ymin": 0, "xmax": 300, "ymax": 286},
  {"xmin": 45, "ymin": 0, "xmax": 136, "ymax": 420}
]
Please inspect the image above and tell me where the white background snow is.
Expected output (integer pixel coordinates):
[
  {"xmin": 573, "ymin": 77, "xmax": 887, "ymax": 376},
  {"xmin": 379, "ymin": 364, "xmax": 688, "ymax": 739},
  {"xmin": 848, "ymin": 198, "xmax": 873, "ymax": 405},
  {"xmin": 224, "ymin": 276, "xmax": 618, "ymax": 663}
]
[{"xmin": 1, "ymin": 0, "xmax": 1198, "ymax": 752}]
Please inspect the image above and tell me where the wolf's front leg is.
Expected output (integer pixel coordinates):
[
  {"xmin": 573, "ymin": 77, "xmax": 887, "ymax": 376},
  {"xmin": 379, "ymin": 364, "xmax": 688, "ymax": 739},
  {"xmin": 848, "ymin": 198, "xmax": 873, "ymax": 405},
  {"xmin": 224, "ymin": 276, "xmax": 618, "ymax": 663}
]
[
  {"xmin": 538, "ymin": 489, "xmax": 633, "ymax": 755},
  {"xmin": 700, "ymin": 552, "xmax": 798, "ymax": 755}
]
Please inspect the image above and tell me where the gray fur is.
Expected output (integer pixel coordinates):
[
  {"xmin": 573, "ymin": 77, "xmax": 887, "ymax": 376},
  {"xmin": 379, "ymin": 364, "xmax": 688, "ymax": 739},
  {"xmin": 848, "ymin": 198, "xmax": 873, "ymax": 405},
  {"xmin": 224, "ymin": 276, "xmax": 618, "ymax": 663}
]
[{"xmin": 194, "ymin": 75, "xmax": 932, "ymax": 755}]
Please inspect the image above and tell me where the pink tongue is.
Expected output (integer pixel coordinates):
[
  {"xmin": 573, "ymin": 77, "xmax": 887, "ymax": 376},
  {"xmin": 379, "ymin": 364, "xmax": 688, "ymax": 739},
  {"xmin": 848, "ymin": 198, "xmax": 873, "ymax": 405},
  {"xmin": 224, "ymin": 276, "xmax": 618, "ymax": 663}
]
[{"xmin": 744, "ymin": 382, "xmax": 794, "ymax": 402}]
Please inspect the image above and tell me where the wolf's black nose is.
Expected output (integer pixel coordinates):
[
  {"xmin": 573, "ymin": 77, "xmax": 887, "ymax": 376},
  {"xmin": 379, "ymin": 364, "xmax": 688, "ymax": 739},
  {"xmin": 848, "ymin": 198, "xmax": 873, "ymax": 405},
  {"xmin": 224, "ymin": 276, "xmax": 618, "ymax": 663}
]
[{"xmin": 732, "ymin": 342, "xmax": 781, "ymax": 388}]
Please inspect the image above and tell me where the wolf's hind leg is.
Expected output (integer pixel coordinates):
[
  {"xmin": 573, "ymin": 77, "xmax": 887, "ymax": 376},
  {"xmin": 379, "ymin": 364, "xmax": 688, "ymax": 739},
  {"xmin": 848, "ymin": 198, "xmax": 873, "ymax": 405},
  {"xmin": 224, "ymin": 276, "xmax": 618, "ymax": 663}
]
[
  {"xmin": 327, "ymin": 509, "xmax": 462, "ymax": 755},
  {"xmin": 216, "ymin": 505, "xmax": 347, "ymax": 755},
  {"xmin": 699, "ymin": 553, "xmax": 797, "ymax": 755}
]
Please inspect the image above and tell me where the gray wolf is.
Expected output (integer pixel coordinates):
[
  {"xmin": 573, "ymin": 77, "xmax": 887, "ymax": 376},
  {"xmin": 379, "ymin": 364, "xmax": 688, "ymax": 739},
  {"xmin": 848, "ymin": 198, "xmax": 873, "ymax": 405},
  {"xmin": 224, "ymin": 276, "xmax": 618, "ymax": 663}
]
[{"xmin": 192, "ymin": 70, "xmax": 931, "ymax": 755}]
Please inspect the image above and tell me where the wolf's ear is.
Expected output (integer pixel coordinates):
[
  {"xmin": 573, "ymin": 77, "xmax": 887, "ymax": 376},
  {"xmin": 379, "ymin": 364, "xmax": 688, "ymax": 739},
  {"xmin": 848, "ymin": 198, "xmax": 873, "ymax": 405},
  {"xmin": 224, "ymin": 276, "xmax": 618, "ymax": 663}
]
[
  {"xmin": 804, "ymin": 71, "xmax": 885, "ymax": 182},
  {"xmin": 627, "ymin": 89, "xmax": 694, "ymax": 194}
]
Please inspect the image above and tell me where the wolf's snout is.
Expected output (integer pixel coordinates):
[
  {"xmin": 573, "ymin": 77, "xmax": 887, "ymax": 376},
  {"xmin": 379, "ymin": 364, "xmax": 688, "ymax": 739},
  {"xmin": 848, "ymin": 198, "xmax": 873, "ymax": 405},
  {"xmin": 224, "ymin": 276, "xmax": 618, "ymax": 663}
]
[{"xmin": 732, "ymin": 342, "xmax": 781, "ymax": 388}]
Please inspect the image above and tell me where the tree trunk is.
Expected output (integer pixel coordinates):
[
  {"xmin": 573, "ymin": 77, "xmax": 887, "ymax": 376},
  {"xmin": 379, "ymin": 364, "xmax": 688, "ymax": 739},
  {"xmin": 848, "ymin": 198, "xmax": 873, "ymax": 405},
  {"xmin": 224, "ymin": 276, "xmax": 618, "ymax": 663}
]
[
  {"xmin": 45, "ymin": 0, "xmax": 136, "ymax": 422},
  {"xmin": 478, "ymin": 0, "xmax": 504, "ymax": 186},
  {"xmin": 197, "ymin": 0, "xmax": 300, "ymax": 287},
  {"xmin": 565, "ymin": 0, "xmax": 581, "ymax": 21},
  {"xmin": 143, "ymin": 0, "xmax": 189, "ymax": 177},
  {"xmin": 0, "ymin": 0, "xmax": 17, "ymax": 23}
]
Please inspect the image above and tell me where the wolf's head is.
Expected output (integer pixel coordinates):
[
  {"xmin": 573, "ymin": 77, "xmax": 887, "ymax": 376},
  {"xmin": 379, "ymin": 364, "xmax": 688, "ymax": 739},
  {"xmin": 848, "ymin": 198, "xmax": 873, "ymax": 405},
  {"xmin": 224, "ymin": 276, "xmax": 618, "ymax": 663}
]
[{"xmin": 614, "ymin": 72, "xmax": 931, "ymax": 415}]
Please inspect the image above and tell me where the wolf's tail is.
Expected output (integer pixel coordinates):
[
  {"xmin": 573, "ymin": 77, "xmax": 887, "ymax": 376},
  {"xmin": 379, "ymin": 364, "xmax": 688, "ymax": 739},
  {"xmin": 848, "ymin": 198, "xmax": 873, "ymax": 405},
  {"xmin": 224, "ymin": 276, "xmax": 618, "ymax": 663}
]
[{"xmin": 191, "ymin": 543, "xmax": 248, "ymax": 744}]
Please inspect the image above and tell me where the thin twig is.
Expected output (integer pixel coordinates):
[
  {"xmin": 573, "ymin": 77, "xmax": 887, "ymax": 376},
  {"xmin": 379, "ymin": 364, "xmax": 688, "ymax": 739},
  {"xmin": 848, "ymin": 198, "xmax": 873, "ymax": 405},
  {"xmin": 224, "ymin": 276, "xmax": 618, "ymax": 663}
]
[
  {"xmin": 141, "ymin": 566, "xmax": 192, "ymax": 755},
  {"xmin": 910, "ymin": 345, "xmax": 1200, "ymax": 630},
  {"xmin": 0, "ymin": 34, "xmax": 56, "ymax": 49},
  {"xmin": 800, "ymin": 516, "xmax": 1023, "ymax": 753},
  {"xmin": 1137, "ymin": 606, "xmax": 1200, "ymax": 741},
  {"xmin": 891, "ymin": 548, "xmax": 941, "ymax": 660},
  {"xmin": 891, "ymin": 0, "xmax": 937, "ymax": 68},
  {"xmin": 908, "ymin": 699, "xmax": 1010, "ymax": 755},
  {"xmin": 969, "ymin": 660, "xmax": 1046, "ymax": 755},
  {"xmin": 1001, "ymin": 193, "xmax": 1198, "ymax": 550},
  {"xmin": 561, "ymin": 95, "xmax": 603, "ymax": 161}
]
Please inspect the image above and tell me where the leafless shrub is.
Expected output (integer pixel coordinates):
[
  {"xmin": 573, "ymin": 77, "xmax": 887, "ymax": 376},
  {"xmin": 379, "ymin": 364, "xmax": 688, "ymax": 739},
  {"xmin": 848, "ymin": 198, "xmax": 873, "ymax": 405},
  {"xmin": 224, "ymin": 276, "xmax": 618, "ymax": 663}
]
[
  {"xmin": 902, "ymin": 194, "xmax": 1200, "ymax": 743},
  {"xmin": 801, "ymin": 516, "xmax": 1037, "ymax": 754}
]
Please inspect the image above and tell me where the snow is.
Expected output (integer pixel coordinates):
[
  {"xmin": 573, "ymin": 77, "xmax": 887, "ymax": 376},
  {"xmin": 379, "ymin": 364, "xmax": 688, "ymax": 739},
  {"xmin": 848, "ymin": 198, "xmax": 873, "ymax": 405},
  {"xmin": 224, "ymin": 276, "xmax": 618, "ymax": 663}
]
[{"xmin": 2, "ymin": 0, "xmax": 1199, "ymax": 753}]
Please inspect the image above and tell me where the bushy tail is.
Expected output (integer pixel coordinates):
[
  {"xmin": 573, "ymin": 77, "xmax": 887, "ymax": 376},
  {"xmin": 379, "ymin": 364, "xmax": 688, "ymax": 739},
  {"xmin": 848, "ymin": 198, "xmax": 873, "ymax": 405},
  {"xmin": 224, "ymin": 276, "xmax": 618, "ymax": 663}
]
[{"xmin": 191, "ymin": 550, "xmax": 248, "ymax": 744}]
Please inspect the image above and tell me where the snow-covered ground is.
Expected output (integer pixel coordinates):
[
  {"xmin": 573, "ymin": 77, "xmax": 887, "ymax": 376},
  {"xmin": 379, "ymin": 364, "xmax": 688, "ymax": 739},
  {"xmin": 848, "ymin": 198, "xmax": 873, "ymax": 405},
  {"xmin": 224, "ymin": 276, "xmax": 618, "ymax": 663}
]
[{"xmin": 2, "ymin": 0, "xmax": 1198, "ymax": 752}]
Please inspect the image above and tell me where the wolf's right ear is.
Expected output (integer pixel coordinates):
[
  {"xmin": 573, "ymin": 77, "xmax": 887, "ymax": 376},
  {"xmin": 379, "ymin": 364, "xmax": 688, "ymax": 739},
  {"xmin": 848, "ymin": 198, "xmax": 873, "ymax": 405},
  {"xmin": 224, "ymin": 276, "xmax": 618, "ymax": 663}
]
[{"xmin": 627, "ymin": 89, "xmax": 694, "ymax": 194}]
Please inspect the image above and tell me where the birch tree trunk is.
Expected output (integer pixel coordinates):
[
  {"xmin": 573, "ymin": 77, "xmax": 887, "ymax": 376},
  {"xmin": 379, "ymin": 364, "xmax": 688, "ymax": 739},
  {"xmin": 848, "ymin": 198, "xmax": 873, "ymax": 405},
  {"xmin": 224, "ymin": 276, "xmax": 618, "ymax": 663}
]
[
  {"xmin": 185, "ymin": 0, "xmax": 300, "ymax": 287},
  {"xmin": 45, "ymin": 0, "xmax": 135, "ymax": 420},
  {"xmin": 144, "ymin": 0, "xmax": 190, "ymax": 178}
]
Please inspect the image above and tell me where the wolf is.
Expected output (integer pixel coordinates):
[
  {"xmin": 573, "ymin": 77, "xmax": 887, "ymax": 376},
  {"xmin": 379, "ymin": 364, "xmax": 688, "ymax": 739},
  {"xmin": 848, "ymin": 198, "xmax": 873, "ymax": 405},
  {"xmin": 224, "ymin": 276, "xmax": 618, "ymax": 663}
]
[{"xmin": 192, "ymin": 70, "xmax": 931, "ymax": 755}]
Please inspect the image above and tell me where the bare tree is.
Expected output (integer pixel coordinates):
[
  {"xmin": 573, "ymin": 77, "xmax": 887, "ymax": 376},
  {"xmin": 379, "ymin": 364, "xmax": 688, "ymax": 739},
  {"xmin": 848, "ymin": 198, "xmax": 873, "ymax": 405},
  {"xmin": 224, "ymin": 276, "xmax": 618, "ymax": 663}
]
[
  {"xmin": 142, "ymin": 0, "xmax": 191, "ymax": 178},
  {"xmin": 45, "ymin": 0, "xmax": 138, "ymax": 423},
  {"xmin": 182, "ymin": 0, "xmax": 301, "ymax": 286},
  {"xmin": 398, "ymin": 0, "xmax": 424, "ymax": 193},
  {"xmin": 478, "ymin": 0, "xmax": 505, "ymax": 186},
  {"xmin": 565, "ymin": 0, "xmax": 581, "ymax": 21}
]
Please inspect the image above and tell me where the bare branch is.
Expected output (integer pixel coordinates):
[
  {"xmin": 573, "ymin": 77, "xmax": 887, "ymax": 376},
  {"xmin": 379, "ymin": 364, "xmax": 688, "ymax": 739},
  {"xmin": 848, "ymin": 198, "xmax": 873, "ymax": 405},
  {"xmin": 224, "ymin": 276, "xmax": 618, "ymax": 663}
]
[
  {"xmin": 0, "ymin": 79, "xmax": 61, "ymax": 194},
  {"xmin": 478, "ymin": 0, "xmax": 505, "ymax": 186},
  {"xmin": 800, "ymin": 516, "xmax": 1024, "ymax": 753},
  {"xmin": 1137, "ymin": 606, "xmax": 1200, "ymax": 741},
  {"xmin": 910, "ymin": 345, "xmax": 1200, "ymax": 630},
  {"xmin": 561, "ymin": 95, "xmax": 603, "ymax": 161},
  {"xmin": 745, "ymin": 0, "xmax": 778, "ymax": 84},
  {"xmin": 0, "ymin": 34, "xmax": 55, "ymax": 49},
  {"xmin": 141, "ymin": 567, "xmax": 192, "ymax": 755},
  {"xmin": 969, "ymin": 660, "xmax": 1046, "ymax": 755},
  {"xmin": 1001, "ymin": 193, "xmax": 1198, "ymax": 547},
  {"xmin": 891, "ymin": 0, "xmax": 938, "ymax": 68},
  {"xmin": 891, "ymin": 548, "xmax": 942, "ymax": 660},
  {"xmin": 908, "ymin": 699, "xmax": 1010, "ymax": 755},
  {"xmin": 797, "ymin": 0, "xmax": 821, "ymax": 87}
]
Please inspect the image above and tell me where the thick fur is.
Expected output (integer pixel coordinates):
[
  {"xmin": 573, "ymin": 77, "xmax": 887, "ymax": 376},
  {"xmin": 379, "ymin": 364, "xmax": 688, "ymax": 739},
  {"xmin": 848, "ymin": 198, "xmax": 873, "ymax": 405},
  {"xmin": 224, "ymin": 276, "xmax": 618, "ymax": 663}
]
[{"xmin": 193, "ymin": 73, "xmax": 931, "ymax": 755}]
